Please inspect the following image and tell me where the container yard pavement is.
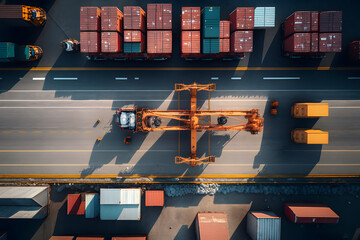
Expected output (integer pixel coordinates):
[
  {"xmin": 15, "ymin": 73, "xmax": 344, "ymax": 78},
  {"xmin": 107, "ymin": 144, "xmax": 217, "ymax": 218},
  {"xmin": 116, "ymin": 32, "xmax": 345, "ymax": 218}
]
[{"xmin": 1, "ymin": 185, "xmax": 360, "ymax": 240}]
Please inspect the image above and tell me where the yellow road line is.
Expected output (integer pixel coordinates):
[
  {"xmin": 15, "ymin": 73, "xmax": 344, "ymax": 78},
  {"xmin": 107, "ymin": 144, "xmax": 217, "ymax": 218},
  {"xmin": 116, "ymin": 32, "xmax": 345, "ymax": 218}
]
[
  {"xmin": 62, "ymin": 131, "xmax": 68, "ymax": 133},
  {"xmin": 84, "ymin": 131, "xmax": 93, "ymax": 133},
  {"xmin": 0, "ymin": 174, "xmax": 359, "ymax": 179},
  {"xmin": 48, "ymin": 131, "xmax": 57, "ymax": 133},
  {"xmin": 1, "ymin": 67, "xmax": 360, "ymax": 71},
  {"xmin": 1, "ymin": 131, "xmax": 11, "ymax": 133}
]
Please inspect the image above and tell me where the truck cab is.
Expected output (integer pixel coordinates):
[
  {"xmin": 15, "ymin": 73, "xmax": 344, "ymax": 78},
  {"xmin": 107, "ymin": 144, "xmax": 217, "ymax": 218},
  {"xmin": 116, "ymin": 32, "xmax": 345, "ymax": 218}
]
[{"xmin": 116, "ymin": 108, "xmax": 137, "ymax": 131}]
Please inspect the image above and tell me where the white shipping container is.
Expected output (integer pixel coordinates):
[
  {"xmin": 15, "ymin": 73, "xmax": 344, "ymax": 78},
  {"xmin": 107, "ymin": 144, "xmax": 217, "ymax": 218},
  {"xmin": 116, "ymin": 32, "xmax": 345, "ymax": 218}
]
[
  {"xmin": 247, "ymin": 211, "xmax": 281, "ymax": 240},
  {"xmin": 85, "ymin": 193, "xmax": 100, "ymax": 218},
  {"xmin": 254, "ymin": 7, "xmax": 275, "ymax": 28}
]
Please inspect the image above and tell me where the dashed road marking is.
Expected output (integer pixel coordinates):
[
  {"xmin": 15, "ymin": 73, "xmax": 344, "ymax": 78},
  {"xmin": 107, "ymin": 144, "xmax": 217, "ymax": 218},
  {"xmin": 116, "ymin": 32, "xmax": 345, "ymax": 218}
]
[
  {"xmin": 115, "ymin": 77, "xmax": 127, "ymax": 80},
  {"xmin": 211, "ymin": 77, "xmax": 219, "ymax": 80},
  {"xmin": 134, "ymin": 77, "xmax": 139, "ymax": 80},
  {"xmin": 33, "ymin": 77, "xmax": 45, "ymax": 81},
  {"xmin": 32, "ymin": 131, "xmax": 41, "ymax": 133},
  {"xmin": 231, "ymin": 77, "xmax": 242, "ymax": 80},
  {"xmin": 263, "ymin": 77, "xmax": 301, "ymax": 80},
  {"xmin": 348, "ymin": 77, "xmax": 360, "ymax": 80},
  {"xmin": 85, "ymin": 131, "xmax": 93, "ymax": 133},
  {"xmin": 53, "ymin": 77, "xmax": 78, "ymax": 81},
  {"xmin": 48, "ymin": 131, "xmax": 57, "ymax": 133}
]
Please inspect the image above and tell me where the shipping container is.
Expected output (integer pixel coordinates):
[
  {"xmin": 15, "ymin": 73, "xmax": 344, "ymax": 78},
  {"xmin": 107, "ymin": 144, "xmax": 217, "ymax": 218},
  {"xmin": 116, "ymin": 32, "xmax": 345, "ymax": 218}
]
[
  {"xmin": 147, "ymin": 31, "xmax": 172, "ymax": 54},
  {"xmin": 254, "ymin": 7, "xmax": 275, "ymax": 28},
  {"xmin": 219, "ymin": 38, "xmax": 230, "ymax": 53},
  {"xmin": 76, "ymin": 238, "xmax": 104, "ymax": 240},
  {"xmin": 0, "ymin": 5, "xmax": 46, "ymax": 27},
  {"xmin": 311, "ymin": 33, "xmax": 318, "ymax": 52},
  {"xmin": 247, "ymin": 212, "xmax": 281, "ymax": 240},
  {"xmin": 80, "ymin": 32, "xmax": 100, "ymax": 53},
  {"xmin": 112, "ymin": 238, "xmax": 146, "ymax": 240},
  {"xmin": 181, "ymin": 7, "xmax": 201, "ymax": 30},
  {"xmin": 284, "ymin": 11, "xmax": 310, "ymax": 37},
  {"xmin": 284, "ymin": 33, "xmax": 310, "ymax": 53},
  {"xmin": 0, "ymin": 42, "xmax": 16, "ymax": 61},
  {"xmin": 229, "ymin": 7, "xmax": 254, "ymax": 31},
  {"xmin": 292, "ymin": 103, "xmax": 329, "ymax": 118},
  {"xmin": 231, "ymin": 31, "xmax": 253, "ymax": 52},
  {"xmin": 203, "ymin": 20, "xmax": 220, "ymax": 38},
  {"xmin": 311, "ymin": 11, "xmax": 319, "ymax": 32},
  {"xmin": 147, "ymin": 4, "xmax": 172, "ymax": 30},
  {"xmin": 349, "ymin": 41, "xmax": 360, "ymax": 61},
  {"xmin": 124, "ymin": 31, "xmax": 145, "ymax": 43},
  {"xmin": 203, "ymin": 38, "xmax": 220, "ymax": 54},
  {"xmin": 124, "ymin": 43, "xmax": 145, "ymax": 53},
  {"xmin": 291, "ymin": 129, "xmax": 329, "ymax": 144},
  {"xmin": 85, "ymin": 193, "xmax": 100, "ymax": 218},
  {"xmin": 101, "ymin": 32, "xmax": 122, "ymax": 53},
  {"xmin": 67, "ymin": 194, "xmax": 85, "ymax": 215},
  {"xmin": 50, "ymin": 237, "xmax": 74, "ymax": 240},
  {"xmin": 101, "ymin": 7, "xmax": 123, "ymax": 32},
  {"xmin": 196, "ymin": 212, "xmax": 229, "ymax": 240},
  {"xmin": 145, "ymin": 190, "xmax": 164, "ymax": 206},
  {"xmin": 319, "ymin": 11, "xmax": 342, "ymax": 33},
  {"xmin": 285, "ymin": 203, "xmax": 339, "ymax": 223},
  {"xmin": 123, "ymin": 6, "xmax": 146, "ymax": 32},
  {"xmin": 220, "ymin": 21, "xmax": 230, "ymax": 38},
  {"xmin": 319, "ymin": 33, "xmax": 342, "ymax": 52},
  {"xmin": 80, "ymin": 7, "xmax": 101, "ymax": 32},
  {"xmin": 181, "ymin": 31, "xmax": 201, "ymax": 54},
  {"xmin": 202, "ymin": 7, "xmax": 220, "ymax": 20}
]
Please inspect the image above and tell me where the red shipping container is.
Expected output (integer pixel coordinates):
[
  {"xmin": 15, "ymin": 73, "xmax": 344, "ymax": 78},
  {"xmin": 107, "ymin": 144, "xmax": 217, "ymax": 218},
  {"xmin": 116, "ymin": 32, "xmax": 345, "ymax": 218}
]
[
  {"xmin": 147, "ymin": 31, "xmax": 172, "ymax": 54},
  {"xmin": 310, "ymin": 33, "xmax": 318, "ymax": 52},
  {"xmin": 229, "ymin": 7, "xmax": 254, "ymax": 31},
  {"xmin": 231, "ymin": 31, "xmax": 253, "ymax": 53},
  {"xmin": 284, "ymin": 11, "xmax": 311, "ymax": 37},
  {"xmin": 181, "ymin": 7, "xmax": 201, "ymax": 30},
  {"xmin": 220, "ymin": 21, "xmax": 230, "ymax": 38},
  {"xmin": 124, "ymin": 6, "xmax": 146, "ymax": 32},
  {"xmin": 112, "ymin": 238, "xmax": 146, "ymax": 240},
  {"xmin": 220, "ymin": 38, "xmax": 230, "ymax": 53},
  {"xmin": 311, "ymin": 11, "xmax": 319, "ymax": 32},
  {"xmin": 349, "ymin": 41, "xmax": 360, "ymax": 61},
  {"xmin": 285, "ymin": 203, "xmax": 339, "ymax": 223},
  {"xmin": 80, "ymin": 32, "xmax": 100, "ymax": 53},
  {"xmin": 50, "ymin": 237, "xmax": 74, "ymax": 240},
  {"xmin": 181, "ymin": 31, "xmax": 200, "ymax": 54},
  {"xmin": 145, "ymin": 190, "xmax": 164, "ymax": 206},
  {"xmin": 80, "ymin": 7, "xmax": 101, "ymax": 31},
  {"xmin": 319, "ymin": 11, "xmax": 342, "ymax": 33},
  {"xmin": 101, "ymin": 7, "xmax": 123, "ymax": 32},
  {"xmin": 284, "ymin": 33, "xmax": 310, "ymax": 53},
  {"xmin": 76, "ymin": 238, "xmax": 104, "ymax": 240},
  {"xmin": 319, "ymin": 33, "xmax": 342, "ymax": 52},
  {"xmin": 67, "ymin": 194, "xmax": 85, "ymax": 215},
  {"xmin": 124, "ymin": 30, "xmax": 145, "ymax": 43},
  {"xmin": 147, "ymin": 4, "xmax": 172, "ymax": 30},
  {"xmin": 196, "ymin": 213, "xmax": 229, "ymax": 240},
  {"xmin": 101, "ymin": 32, "xmax": 122, "ymax": 53}
]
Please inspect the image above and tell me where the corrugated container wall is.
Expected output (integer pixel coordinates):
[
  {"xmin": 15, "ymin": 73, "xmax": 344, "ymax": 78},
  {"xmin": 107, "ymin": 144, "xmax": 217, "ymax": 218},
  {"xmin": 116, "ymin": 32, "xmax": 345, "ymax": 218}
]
[
  {"xmin": 284, "ymin": 33, "xmax": 310, "ymax": 53},
  {"xmin": 101, "ymin": 32, "xmax": 122, "ymax": 53},
  {"xmin": 85, "ymin": 193, "xmax": 100, "ymax": 218},
  {"xmin": 254, "ymin": 7, "xmax": 275, "ymax": 28},
  {"xmin": 181, "ymin": 31, "xmax": 200, "ymax": 54},
  {"xmin": 147, "ymin": 31, "xmax": 172, "ymax": 54},
  {"xmin": 231, "ymin": 31, "xmax": 253, "ymax": 52},
  {"xmin": 123, "ymin": 6, "xmax": 146, "ymax": 32},
  {"xmin": 145, "ymin": 190, "xmax": 164, "ymax": 206},
  {"xmin": 80, "ymin": 32, "xmax": 100, "ymax": 53},
  {"xmin": 285, "ymin": 203, "xmax": 339, "ymax": 223},
  {"xmin": 349, "ymin": 41, "xmax": 360, "ymax": 61},
  {"xmin": 67, "ymin": 194, "xmax": 85, "ymax": 215},
  {"xmin": 220, "ymin": 38, "xmax": 230, "ymax": 53},
  {"xmin": 229, "ymin": 7, "xmax": 254, "ymax": 31},
  {"xmin": 181, "ymin": 7, "xmax": 200, "ymax": 30},
  {"xmin": 220, "ymin": 21, "xmax": 230, "ymax": 38},
  {"xmin": 101, "ymin": 7, "xmax": 123, "ymax": 32},
  {"xmin": 196, "ymin": 212, "xmax": 229, "ymax": 240},
  {"xmin": 246, "ymin": 212, "xmax": 281, "ymax": 240},
  {"xmin": 80, "ymin": 7, "xmax": 101, "ymax": 31},
  {"xmin": 284, "ymin": 11, "xmax": 310, "ymax": 37},
  {"xmin": 124, "ymin": 30, "xmax": 145, "ymax": 43},
  {"xmin": 202, "ymin": 7, "xmax": 220, "ymax": 39},
  {"xmin": 319, "ymin": 33, "xmax": 341, "ymax": 52},
  {"xmin": 310, "ymin": 33, "xmax": 319, "ymax": 52},
  {"xmin": 147, "ymin": 4, "xmax": 172, "ymax": 30},
  {"xmin": 319, "ymin": 11, "xmax": 342, "ymax": 33},
  {"xmin": 0, "ymin": 186, "xmax": 48, "ymax": 207},
  {"xmin": 203, "ymin": 38, "xmax": 220, "ymax": 54}
]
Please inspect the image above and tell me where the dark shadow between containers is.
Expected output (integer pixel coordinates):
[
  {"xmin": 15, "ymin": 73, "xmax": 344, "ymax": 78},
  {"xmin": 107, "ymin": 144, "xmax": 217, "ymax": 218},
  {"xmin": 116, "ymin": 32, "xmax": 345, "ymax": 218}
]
[{"xmin": 174, "ymin": 221, "xmax": 196, "ymax": 240}]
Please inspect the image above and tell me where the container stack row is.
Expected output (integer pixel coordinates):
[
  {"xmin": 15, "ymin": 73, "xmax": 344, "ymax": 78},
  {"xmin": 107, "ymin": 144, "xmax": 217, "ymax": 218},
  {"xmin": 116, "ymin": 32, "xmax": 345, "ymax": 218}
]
[
  {"xmin": 229, "ymin": 7, "xmax": 254, "ymax": 53},
  {"xmin": 124, "ymin": 6, "xmax": 146, "ymax": 53},
  {"xmin": 181, "ymin": 7, "xmax": 201, "ymax": 54},
  {"xmin": 146, "ymin": 4, "xmax": 172, "ymax": 54},
  {"xmin": 202, "ymin": 7, "xmax": 220, "ymax": 54},
  {"xmin": 283, "ymin": 11, "xmax": 342, "ymax": 57}
]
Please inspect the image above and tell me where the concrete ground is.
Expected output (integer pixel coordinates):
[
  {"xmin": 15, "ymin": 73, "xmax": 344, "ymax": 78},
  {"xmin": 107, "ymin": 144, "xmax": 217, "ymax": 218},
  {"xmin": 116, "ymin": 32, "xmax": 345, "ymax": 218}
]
[{"xmin": 0, "ymin": 184, "xmax": 360, "ymax": 240}]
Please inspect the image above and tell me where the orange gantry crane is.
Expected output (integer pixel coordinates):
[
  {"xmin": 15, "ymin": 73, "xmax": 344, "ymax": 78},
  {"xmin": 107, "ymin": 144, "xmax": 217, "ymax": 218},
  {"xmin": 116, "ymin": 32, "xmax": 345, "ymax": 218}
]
[{"xmin": 116, "ymin": 83, "xmax": 264, "ymax": 167}]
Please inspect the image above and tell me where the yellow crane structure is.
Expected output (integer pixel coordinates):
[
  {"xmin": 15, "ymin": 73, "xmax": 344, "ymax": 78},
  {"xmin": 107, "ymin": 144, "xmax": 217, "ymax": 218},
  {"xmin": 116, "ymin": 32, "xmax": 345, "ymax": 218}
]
[{"xmin": 116, "ymin": 83, "xmax": 264, "ymax": 167}]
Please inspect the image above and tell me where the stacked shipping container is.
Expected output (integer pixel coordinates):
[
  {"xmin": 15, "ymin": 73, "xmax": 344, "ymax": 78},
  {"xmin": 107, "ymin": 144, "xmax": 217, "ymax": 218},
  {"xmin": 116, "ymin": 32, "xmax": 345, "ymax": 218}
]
[
  {"xmin": 80, "ymin": 7, "xmax": 101, "ymax": 54},
  {"xmin": 181, "ymin": 7, "xmax": 201, "ymax": 55},
  {"xmin": 219, "ymin": 21, "xmax": 230, "ymax": 53},
  {"xmin": 283, "ymin": 11, "xmax": 342, "ymax": 56},
  {"xmin": 123, "ymin": 6, "xmax": 146, "ymax": 53},
  {"xmin": 202, "ymin": 7, "xmax": 220, "ymax": 54},
  {"xmin": 147, "ymin": 4, "xmax": 172, "ymax": 55},
  {"xmin": 229, "ymin": 7, "xmax": 254, "ymax": 53}
]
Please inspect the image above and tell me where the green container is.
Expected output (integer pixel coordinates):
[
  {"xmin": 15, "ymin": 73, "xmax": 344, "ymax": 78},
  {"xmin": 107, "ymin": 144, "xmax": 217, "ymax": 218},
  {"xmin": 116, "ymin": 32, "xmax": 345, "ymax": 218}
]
[
  {"xmin": 124, "ymin": 43, "xmax": 142, "ymax": 53},
  {"xmin": 202, "ymin": 38, "xmax": 219, "ymax": 54},
  {"xmin": 15, "ymin": 46, "xmax": 30, "ymax": 60},
  {"xmin": 0, "ymin": 42, "xmax": 15, "ymax": 62},
  {"xmin": 202, "ymin": 7, "xmax": 220, "ymax": 20},
  {"xmin": 203, "ymin": 24, "xmax": 220, "ymax": 38}
]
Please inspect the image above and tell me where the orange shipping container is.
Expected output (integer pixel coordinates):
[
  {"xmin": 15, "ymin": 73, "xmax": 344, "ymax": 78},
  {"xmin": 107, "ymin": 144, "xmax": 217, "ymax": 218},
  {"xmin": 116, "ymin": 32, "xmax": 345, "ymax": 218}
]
[
  {"xmin": 101, "ymin": 32, "xmax": 122, "ymax": 53},
  {"xmin": 80, "ymin": 7, "xmax": 101, "ymax": 31},
  {"xmin": 124, "ymin": 6, "xmax": 146, "ymax": 32},
  {"xmin": 80, "ymin": 32, "xmax": 100, "ymax": 53},
  {"xmin": 181, "ymin": 7, "xmax": 201, "ymax": 30},
  {"xmin": 101, "ymin": 7, "xmax": 123, "ymax": 32},
  {"xmin": 220, "ymin": 38, "xmax": 230, "ymax": 53},
  {"xmin": 124, "ymin": 30, "xmax": 145, "ymax": 43},
  {"xmin": 147, "ymin": 31, "xmax": 172, "ymax": 54},
  {"xmin": 220, "ymin": 21, "xmax": 230, "ymax": 38},
  {"xmin": 181, "ymin": 31, "xmax": 200, "ymax": 54},
  {"xmin": 145, "ymin": 190, "xmax": 164, "ymax": 206}
]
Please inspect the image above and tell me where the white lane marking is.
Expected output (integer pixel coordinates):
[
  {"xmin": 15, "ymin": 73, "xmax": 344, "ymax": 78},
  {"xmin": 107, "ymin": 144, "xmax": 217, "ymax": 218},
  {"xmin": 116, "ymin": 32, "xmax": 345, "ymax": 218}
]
[
  {"xmin": 134, "ymin": 77, "xmax": 139, "ymax": 80},
  {"xmin": 53, "ymin": 78, "xmax": 77, "ymax": 81},
  {"xmin": 211, "ymin": 77, "xmax": 219, "ymax": 80},
  {"xmin": 231, "ymin": 77, "xmax": 242, "ymax": 80},
  {"xmin": 263, "ymin": 77, "xmax": 301, "ymax": 80},
  {"xmin": 330, "ymin": 107, "xmax": 360, "ymax": 109},
  {"xmin": 348, "ymin": 77, "xmax": 360, "ymax": 80},
  {"xmin": 33, "ymin": 77, "xmax": 45, "ymax": 81},
  {"xmin": 19, "ymin": 78, "xmax": 22, "ymax": 80},
  {"xmin": 115, "ymin": 77, "xmax": 127, "ymax": 80}
]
